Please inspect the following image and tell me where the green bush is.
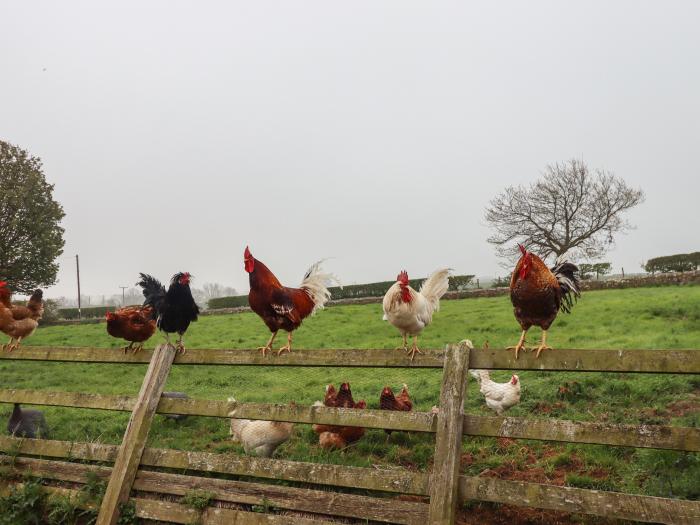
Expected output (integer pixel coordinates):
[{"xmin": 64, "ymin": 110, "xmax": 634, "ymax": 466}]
[
  {"xmin": 208, "ymin": 274, "xmax": 475, "ymax": 309},
  {"xmin": 644, "ymin": 252, "xmax": 700, "ymax": 274},
  {"xmin": 58, "ymin": 306, "xmax": 113, "ymax": 320}
]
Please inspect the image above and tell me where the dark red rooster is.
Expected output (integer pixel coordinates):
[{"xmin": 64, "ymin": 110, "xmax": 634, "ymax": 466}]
[
  {"xmin": 106, "ymin": 306, "xmax": 157, "ymax": 353},
  {"xmin": 508, "ymin": 244, "xmax": 581, "ymax": 358},
  {"xmin": 137, "ymin": 272, "xmax": 200, "ymax": 354},
  {"xmin": 244, "ymin": 246, "xmax": 337, "ymax": 355}
]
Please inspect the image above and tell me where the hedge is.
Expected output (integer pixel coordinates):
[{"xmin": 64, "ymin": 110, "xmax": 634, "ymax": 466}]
[
  {"xmin": 208, "ymin": 274, "xmax": 475, "ymax": 310},
  {"xmin": 644, "ymin": 252, "xmax": 700, "ymax": 274},
  {"xmin": 58, "ymin": 305, "xmax": 115, "ymax": 320}
]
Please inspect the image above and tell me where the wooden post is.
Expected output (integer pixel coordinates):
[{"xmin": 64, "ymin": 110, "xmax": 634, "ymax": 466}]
[
  {"xmin": 428, "ymin": 341, "xmax": 470, "ymax": 525},
  {"xmin": 96, "ymin": 343, "xmax": 176, "ymax": 525}
]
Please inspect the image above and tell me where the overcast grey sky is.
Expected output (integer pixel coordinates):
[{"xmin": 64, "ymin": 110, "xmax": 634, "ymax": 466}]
[{"xmin": 2, "ymin": 1, "xmax": 699, "ymax": 299}]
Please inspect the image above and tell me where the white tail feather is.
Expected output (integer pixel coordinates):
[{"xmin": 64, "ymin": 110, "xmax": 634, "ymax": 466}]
[
  {"xmin": 419, "ymin": 268, "xmax": 451, "ymax": 312},
  {"xmin": 469, "ymin": 369, "xmax": 490, "ymax": 382},
  {"xmin": 300, "ymin": 259, "xmax": 341, "ymax": 314}
]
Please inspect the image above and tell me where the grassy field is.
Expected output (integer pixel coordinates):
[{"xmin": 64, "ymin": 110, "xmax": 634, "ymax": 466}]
[{"xmin": 1, "ymin": 285, "xmax": 699, "ymax": 513}]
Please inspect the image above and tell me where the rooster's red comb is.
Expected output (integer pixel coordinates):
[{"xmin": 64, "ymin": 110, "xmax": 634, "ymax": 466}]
[
  {"xmin": 244, "ymin": 246, "xmax": 252, "ymax": 259},
  {"xmin": 0, "ymin": 281, "xmax": 6, "ymax": 288},
  {"xmin": 397, "ymin": 271, "xmax": 409, "ymax": 284}
]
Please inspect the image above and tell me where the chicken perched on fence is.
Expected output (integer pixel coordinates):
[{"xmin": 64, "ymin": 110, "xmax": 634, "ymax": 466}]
[
  {"xmin": 0, "ymin": 283, "xmax": 44, "ymax": 352},
  {"xmin": 382, "ymin": 269, "xmax": 450, "ymax": 360},
  {"xmin": 106, "ymin": 305, "xmax": 156, "ymax": 353},
  {"xmin": 245, "ymin": 246, "xmax": 339, "ymax": 356},
  {"xmin": 470, "ymin": 369, "xmax": 521, "ymax": 416},
  {"xmin": 228, "ymin": 397, "xmax": 294, "ymax": 457},
  {"xmin": 379, "ymin": 384, "xmax": 412, "ymax": 435},
  {"xmin": 137, "ymin": 272, "xmax": 200, "ymax": 354},
  {"xmin": 7, "ymin": 404, "xmax": 49, "ymax": 438},
  {"xmin": 509, "ymin": 244, "xmax": 581, "ymax": 358}
]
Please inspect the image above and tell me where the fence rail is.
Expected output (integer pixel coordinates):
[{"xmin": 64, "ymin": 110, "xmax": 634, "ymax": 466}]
[
  {"xmin": 2, "ymin": 345, "xmax": 699, "ymax": 372},
  {"xmin": 1, "ymin": 344, "xmax": 699, "ymax": 524}
]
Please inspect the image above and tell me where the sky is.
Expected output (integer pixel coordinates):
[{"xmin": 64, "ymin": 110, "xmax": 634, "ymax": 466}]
[{"xmin": 1, "ymin": 1, "xmax": 699, "ymax": 300}]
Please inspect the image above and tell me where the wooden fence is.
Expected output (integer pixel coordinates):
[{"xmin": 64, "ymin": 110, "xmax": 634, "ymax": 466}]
[{"xmin": 1, "ymin": 344, "xmax": 699, "ymax": 524}]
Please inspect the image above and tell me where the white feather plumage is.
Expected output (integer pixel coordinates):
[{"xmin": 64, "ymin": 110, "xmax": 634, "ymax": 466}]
[{"xmin": 300, "ymin": 259, "xmax": 341, "ymax": 315}]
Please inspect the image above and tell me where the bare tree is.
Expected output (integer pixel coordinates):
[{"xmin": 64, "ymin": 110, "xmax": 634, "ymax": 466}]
[{"xmin": 485, "ymin": 159, "xmax": 644, "ymax": 262}]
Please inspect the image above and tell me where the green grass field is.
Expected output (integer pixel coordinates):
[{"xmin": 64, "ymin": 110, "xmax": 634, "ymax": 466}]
[{"xmin": 1, "ymin": 285, "xmax": 699, "ymax": 507}]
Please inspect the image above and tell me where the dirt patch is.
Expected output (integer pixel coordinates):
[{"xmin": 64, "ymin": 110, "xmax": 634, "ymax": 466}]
[
  {"xmin": 667, "ymin": 393, "xmax": 699, "ymax": 417},
  {"xmin": 457, "ymin": 501, "xmax": 621, "ymax": 525}
]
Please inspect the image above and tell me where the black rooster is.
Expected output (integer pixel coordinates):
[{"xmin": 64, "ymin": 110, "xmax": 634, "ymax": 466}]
[{"xmin": 137, "ymin": 272, "xmax": 200, "ymax": 353}]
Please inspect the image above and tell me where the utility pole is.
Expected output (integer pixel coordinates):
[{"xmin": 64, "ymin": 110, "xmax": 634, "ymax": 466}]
[
  {"xmin": 119, "ymin": 286, "xmax": 129, "ymax": 306},
  {"xmin": 76, "ymin": 254, "xmax": 82, "ymax": 320}
]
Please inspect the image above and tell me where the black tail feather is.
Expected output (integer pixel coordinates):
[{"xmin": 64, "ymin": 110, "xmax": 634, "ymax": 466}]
[
  {"xmin": 551, "ymin": 261, "xmax": 581, "ymax": 313},
  {"xmin": 137, "ymin": 273, "xmax": 166, "ymax": 317}
]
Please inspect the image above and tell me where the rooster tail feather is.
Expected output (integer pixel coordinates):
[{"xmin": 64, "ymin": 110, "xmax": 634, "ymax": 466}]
[
  {"xmin": 300, "ymin": 260, "xmax": 341, "ymax": 315},
  {"xmin": 418, "ymin": 268, "xmax": 451, "ymax": 312},
  {"xmin": 551, "ymin": 259, "xmax": 581, "ymax": 313},
  {"xmin": 137, "ymin": 273, "xmax": 166, "ymax": 315}
]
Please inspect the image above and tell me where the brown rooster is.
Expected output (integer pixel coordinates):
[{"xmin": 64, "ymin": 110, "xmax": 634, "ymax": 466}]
[
  {"xmin": 106, "ymin": 305, "xmax": 157, "ymax": 353},
  {"xmin": 245, "ymin": 246, "xmax": 338, "ymax": 355},
  {"xmin": 0, "ymin": 283, "xmax": 44, "ymax": 352},
  {"xmin": 508, "ymin": 244, "xmax": 581, "ymax": 358},
  {"xmin": 379, "ymin": 384, "xmax": 412, "ymax": 435}
]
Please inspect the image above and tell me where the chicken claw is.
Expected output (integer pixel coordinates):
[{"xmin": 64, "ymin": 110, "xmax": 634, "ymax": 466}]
[
  {"xmin": 123, "ymin": 342, "xmax": 134, "ymax": 354},
  {"xmin": 131, "ymin": 343, "xmax": 145, "ymax": 354},
  {"xmin": 395, "ymin": 334, "xmax": 409, "ymax": 353},
  {"xmin": 277, "ymin": 333, "xmax": 293, "ymax": 356},
  {"xmin": 506, "ymin": 330, "xmax": 528, "ymax": 359},
  {"xmin": 407, "ymin": 336, "xmax": 422, "ymax": 361},
  {"xmin": 257, "ymin": 345, "xmax": 272, "ymax": 356},
  {"xmin": 531, "ymin": 331, "xmax": 551, "ymax": 358}
]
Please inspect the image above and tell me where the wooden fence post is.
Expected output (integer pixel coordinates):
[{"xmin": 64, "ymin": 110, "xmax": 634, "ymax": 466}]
[
  {"xmin": 96, "ymin": 343, "xmax": 176, "ymax": 525},
  {"xmin": 428, "ymin": 340, "xmax": 471, "ymax": 525}
]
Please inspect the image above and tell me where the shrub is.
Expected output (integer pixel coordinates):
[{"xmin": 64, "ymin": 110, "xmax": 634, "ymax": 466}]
[
  {"xmin": 644, "ymin": 252, "xmax": 700, "ymax": 274},
  {"xmin": 58, "ymin": 306, "xmax": 113, "ymax": 320}
]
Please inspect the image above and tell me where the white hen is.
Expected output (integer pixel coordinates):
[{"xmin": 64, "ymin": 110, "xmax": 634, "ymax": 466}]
[
  {"xmin": 228, "ymin": 398, "xmax": 294, "ymax": 457},
  {"xmin": 382, "ymin": 268, "xmax": 451, "ymax": 360},
  {"xmin": 469, "ymin": 370, "xmax": 521, "ymax": 416}
]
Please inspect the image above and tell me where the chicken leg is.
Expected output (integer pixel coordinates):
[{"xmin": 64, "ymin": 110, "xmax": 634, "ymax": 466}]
[
  {"xmin": 258, "ymin": 331, "xmax": 277, "ymax": 356},
  {"xmin": 6, "ymin": 337, "xmax": 22, "ymax": 352},
  {"xmin": 1, "ymin": 337, "xmax": 15, "ymax": 352},
  {"xmin": 532, "ymin": 330, "xmax": 552, "ymax": 358},
  {"xmin": 175, "ymin": 334, "xmax": 187, "ymax": 355},
  {"xmin": 395, "ymin": 334, "xmax": 408, "ymax": 352},
  {"xmin": 407, "ymin": 336, "xmax": 423, "ymax": 361},
  {"xmin": 123, "ymin": 342, "xmax": 135, "ymax": 354},
  {"xmin": 506, "ymin": 330, "xmax": 528, "ymax": 359},
  {"xmin": 277, "ymin": 332, "xmax": 293, "ymax": 355}
]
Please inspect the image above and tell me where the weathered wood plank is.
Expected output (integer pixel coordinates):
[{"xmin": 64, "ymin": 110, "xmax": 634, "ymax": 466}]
[
  {"xmin": 463, "ymin": 415, "xmax": 700, "ymax": 452},
  {"xmin": 459, "ymin": 475, "xmax": 700, "ymax": 525},
  {"xmin": 470, "ymin": 347, "xmax": 700, "ymax": 373},
  {"xmin": 0, "ymin": 435, "xmax": 429, "ymax": 495},
  {"xmin": 4, "ymin": 346, "xmax": 700, "ymax": 372},
  {"xmin": 0, "ymin": 388, "xmax": 437, "ymax": 432},
  {"xmin": 97, "ymin": 343, "xmax": 176, "ymax": 525},
  {"xmin": 428, "ymin": 341, "xmax": 470, "ymax": 525},
  {"xmin": 0, "ymin": 346, "xmax": 447, "ymax": 367},
  {"xmin": 1, "ymin": 483, "xmax": 333, "ymax": 525},
  {"xmin": 4, "ymin": 455, "xmax": 428, "ymax": 525}
]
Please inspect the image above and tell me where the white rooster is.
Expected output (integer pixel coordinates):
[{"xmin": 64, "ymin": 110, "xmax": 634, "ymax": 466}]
[
  {"xmin": 382, "ymin": 268, "xmax": 451, "ymax": 360},
  {"xmin": 469, "ymin": 370, "xmax": 521, "ymax": 416}
]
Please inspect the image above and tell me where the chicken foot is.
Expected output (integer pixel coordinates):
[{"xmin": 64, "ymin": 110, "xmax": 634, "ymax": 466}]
[
  {"xmin": 407, "ymin": 336, "xmax": 422, "ymax": 361},
  {"xmin": 531, "ymin": 330, "xmax": 552, "ymax": 358},
  {"xmin": 257, "ymin": 331, "xmax": 278, "ymax": 356},
  {"xmin": 123, "ymin": 342, "xmax": 135, "ymax": 354},
  {"xmin": 2, "ymin": 337, "xmax": 16, "ymax": 352},
  {"xmin": 506, "ymin": 330, "xmax": 528, "ymax": 359},
  {"xmin": 5, "ymin": 337, "xmax": 22, "ymax": 352},
  {"xmin": 175, "ymin": 334, "xmax": 187, "ymax": 355},
  {"xmin": 277, "ymin": 332, "xmax": 293, "ymax": 355},
  {"xmin": 395, "ymin": 334, "xmax": 408, "ymax": 352}
]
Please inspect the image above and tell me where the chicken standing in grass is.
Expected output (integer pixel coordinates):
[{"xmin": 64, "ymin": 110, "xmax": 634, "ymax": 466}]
[
  {"xmin": 470, "ymin": 369, "xmax": 521, "ymax": 416},
  {"xmin": 229, "ymin": 397, "xmax": 294, "ymax": 457},
  {"xmin": 245, "ymin": 246, "xmax": 338, "ymax": 355},
  {"xmin": 508, "ymin": 244, "xmax": 580, "ymax": 358},
  {"xmin": 382, "ymin": 269, "xmax": 451, "ymax": 360},
  {"xmin": 7, "ymin": 404, "xmax": 49, "ymax": 438},
  {"xmin": 379, "ymin": 384, "xmax": 412, "ymax": 435},
  {"xmin": 0, "ymin": 283, "xmax": 44, "ymax": 352}
]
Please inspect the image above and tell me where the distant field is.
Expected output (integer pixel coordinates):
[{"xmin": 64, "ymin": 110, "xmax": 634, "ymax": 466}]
[{"xmin": 1, "ymin": 285, "xmax": 699, "ymax": 509}]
